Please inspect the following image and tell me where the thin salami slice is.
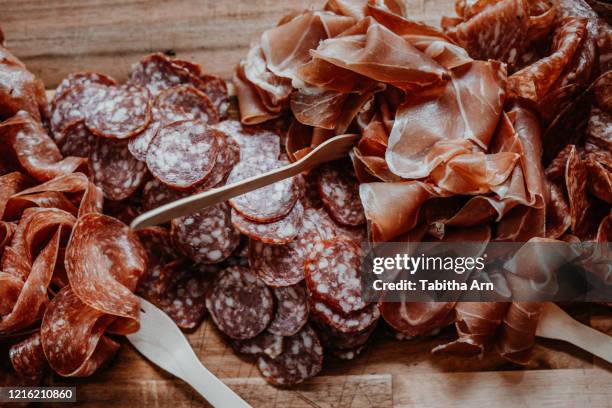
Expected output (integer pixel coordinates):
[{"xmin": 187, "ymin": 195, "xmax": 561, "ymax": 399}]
[
  {"xmin": 312, "ymin": 314, "xmax": 377, "ymax": 350},
  {"xmin": 134, "ymin": 226, "xmax": 176, "ymax": 301},
  {"xmin": 195, "ymin": 128, "xmax": 240, "ymax": 191},
  {"xmin": 256, "ymin": 325, "xmax": 323, "ymax": 386},
  {"xmin": 90, "ymin": 138, "xmax": 148, "ymax": 201},
  {"xmin": 141, "ymin": 178, "xmax": 191, "ymax": 211},
  {"xmin": 304, "ymin": 237, "xmax": 366, "ymax": 315},
  {"xmin": 146, "ymin": 120, "xmax": 219, "ymax": 189},
  {"xmin": 155, "ymin": 260, "xmax": 211, "ymax": 330},
  {"xmin": 211, "ymin": 120, "xmax": 280, "ymax": 161},
  {"xmin": 171, "ymin": 202, "xmax": 240, "ymax": 264},
  {"xmin": 318, "ymin": 162, "xmax": 366, "ymax": 226},
  {"xmin": 310, "ymin": 300, "xmax": 380, "ymax": 334},
  {"xmin": 200, "ymin": 75, "xmax": 230, "ymax": 119},
  {"xmin": 127, "ymin": 109, "xmax": 161, "ymax": 162},
  {"xmin": 231, "ymin": 201, "xmax": 303, "ymax": 245},
  {"xmin": 129, "ymin": 54, "xmax": 195, "ymax": 95},
  {"xmin": 232, "ymin": 331, "xmax": 284, "ymax": 359},
  {"xmin": 227, "ymin": 157, "xmax": 298, "ymax": 222},
  {"xmin": 267, "ymin": 284, "xmax": 309, "ymax": 337},
  {"xmin": 84, "ymin": 84, "xmax": 152, "ymax": 140},
  {"xmin": 128, "ymin": 86, "xmax": 220, "ymax": 162},
  {"xmin": 248, "ymin": 207, "xmax": 337, "ymax": 287},
  {"xmin": 206, "ymin": 266, "xmax": 273, "ymax": 340},
  {"xmin": 52, "ymin": 72, "xmax": 117, "ymax": 106},
  {"xmin": 58, "ymin": 120, "xmax": 96, "ymax": 159},
  {"xmin": 9, "ymin": 331, "xmax": 48, "ymax": 378},
  {"xmin": 64, "ymin": 213, "xmax": 146, "ymax": 332},
  {"xmin": 50, "ymin": 84, "xmax": 108, "ymax": 142},
  {"xmin": 157, "ymin": 85, "xmax": 219, "ymax": 124}
]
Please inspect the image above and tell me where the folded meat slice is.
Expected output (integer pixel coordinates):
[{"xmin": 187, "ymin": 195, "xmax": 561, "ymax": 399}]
[
  {"xmin": 386, "ymin": 60, "xmax": 506, "ymax": 179},
  {"xmin": 40, "ymin": 287, "xmax": 120, "ymax": 377},
  {"xmin": 234, "ymin": 65, "xmax": 281, "ymax": 125},
  {"xmin": 261, "ymin": 11, "xmax": 356, "ymax": 81},
  {"xmin": 446, "ymin": 0, "xmax": 532, "ymax": 71},
  {"xmin": 9, "ymin": 173, "xmax": 103, "ymax": 217},
  {"xmin": 0, "ymin": 208, "xmax": 75, "ymax": 334},
  {"xmin": 311, "ymin": 18, "xmax": 448, "ymax": 91},
  {"xmin": 381, "ymin": 301, "xmax": 456, "ymax": 337},
  {"xmin": 497, "ymin": 302, "xmax": 543, "ymax": 364},
  {"xmin": 0, "ymin": 111, "xmax": 89, "ymax": 182},
  {"xmin": 359, "ymin": 181, "xmax": 438, "ymax": 242},
  {"xmin": 324, "ymin": 0, "xmax": 367, "ymax": 20},
  {"xmin": 432, "ymin": 302, "xmax": 509, "ymax": 356},
  {"xmin": 0, "ymin": 46, "xmax": 48, "ymax": 123},
  {"xmin": 508, "ymin": 17, "xmax": 588, "ymax": 105},
  {"xmin": 65, "ymin": 213, "xmax": 147, "ymax": 335}
]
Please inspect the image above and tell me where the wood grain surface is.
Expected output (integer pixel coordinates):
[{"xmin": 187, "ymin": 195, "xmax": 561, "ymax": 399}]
[{"xmin": 1, "ymin": 1, "xmax": 611, "ymax": 407}]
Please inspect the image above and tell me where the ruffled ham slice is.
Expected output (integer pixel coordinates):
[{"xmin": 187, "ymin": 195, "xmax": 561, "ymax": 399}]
[{"xmin": 386, "ymin": 60, "xmax": 507, "ymax": 179}]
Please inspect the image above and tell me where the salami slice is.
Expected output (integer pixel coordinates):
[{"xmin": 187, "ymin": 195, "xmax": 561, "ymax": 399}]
[
  {"xmin": 134, "ymin": 226, "xmax": 176, "ymax": 301},
  {"xmin": 171, "ymin": 202, "xmax": 240, "ymax": 264},
  {"xmin": 146, "ymin": 120, "xmax": 219, "ymax": 189},
  {"xmin": 232, "ymin": 331, "xmax": 284, "ymax": 359},
  {"xmin": 9, "ymin": 331, "xmax": 48, "ymax": 378},
  {"xmin": 58, "ymin": 120, "xmax": 96, "ymax": 159},
  {"xmin": 90, "ymin": 138, "xmax": 148, "ymax": 201},
  {"xmin": 267, "ymin": 284, "xmax": 309, "ymax": 337},
  {"xmin": 155, "ymin": 260, "xmax": 211, "ymax": 330},
  {"xmin": 84, "ymin": 84, "xmax": 152, "ymax": 140},
  {"xmin": 318, "ymin": 163, "xmax": 366, "ymax": 226},
  {"xmin": 249, "ymin": 207, "xmax": 337, "ymax": 287},
  {"xmin": 52, "ymin": 72, "xmax": 117, "ymax": 106},
  {"xmin": 157, "ymin": 85, "xmax": 219, "ymax": 124},
  {"xmin": 141, "ymin": 178, "xmax": 191, "ymax": 211},
  {"xmin": 128, "ymin": 85, "xmax": 220, "ymax": 162},
  {"xmin": 50, "ymin": 84, "xmax": 109, "ymax": 141},
  {"xmin": 227, "ymin": 157, "xmax": 298, "ymax": 222},
  {"xmin": 200, "ymin": 75, "xmax": 230, "ymax": 119},
  {"xmin": 304, "ymin": 237, "xmax": 366, "ymax": 315},
  {"xmin": 127, "ymin": 110, "xmax": 161, "ymax": 162},
  {"xmin": 196, "ymin": 128, "xmax": 240, "ymax": 191},
  {"xmin": 211, "ymin": 120, "xmax": 280, "ymax": 161},
  {"xmin": 312, "ymin": 314, "xmax": 377, "ymax": 350},
  {"xmin": 128, "ymin": 53, "xmax": 207, "ymax": 96},
  {"xmin": 310, "ymin": 300, "xmax": 380, "ymax": 334},
  {"xmin": 256, "ymin": 325, "xmax": 323, "ymax": 386},
  {"xmin": 65, "ymin": 213, "xmax": 147, "ymax": 324},
  {"xmin": 206, "ymin": 266, "xmax": 273, "ymax": 340},
  {"xmin": 231, "ymin": 201, "xmax": 303, "ymax": 245},
  {"xmin": 301, "ymin": 171, "xmax": 323, "ymax": 209}
]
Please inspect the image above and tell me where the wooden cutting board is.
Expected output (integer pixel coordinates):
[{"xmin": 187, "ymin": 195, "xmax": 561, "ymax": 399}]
[{"xmin": 2, "ymin": 1, "xmax": 612, "ymax": 407}]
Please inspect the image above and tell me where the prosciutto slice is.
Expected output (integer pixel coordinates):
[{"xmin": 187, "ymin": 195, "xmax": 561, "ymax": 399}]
[{"xmin": 386, "ymin": 60, "xmax": 507, "ymax": 179}]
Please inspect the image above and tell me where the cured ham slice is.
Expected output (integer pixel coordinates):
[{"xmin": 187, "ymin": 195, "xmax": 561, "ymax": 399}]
[
  {"xmin": 497, "ymin": 302, "xmax": 543, "ymax": 364},
  {"xmin": 432, "ymin": 302, "xmax": 509, "ymax": 356},
  {"xmin": 386, "ymin": 60, "xmax": 506, "ymax": 179},
  {"xmin": 310, "ymin": 18, "xmax": 447, "ymax": 91}
]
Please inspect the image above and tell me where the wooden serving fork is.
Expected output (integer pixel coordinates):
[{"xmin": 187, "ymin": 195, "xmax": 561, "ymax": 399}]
[
  {"xmin": 127, "ymin": 298, "xmax": 252, "ymax": 408},
  {"xmin": 130, "ymin": 133, "xmax": 360, "ymax": 230}
]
